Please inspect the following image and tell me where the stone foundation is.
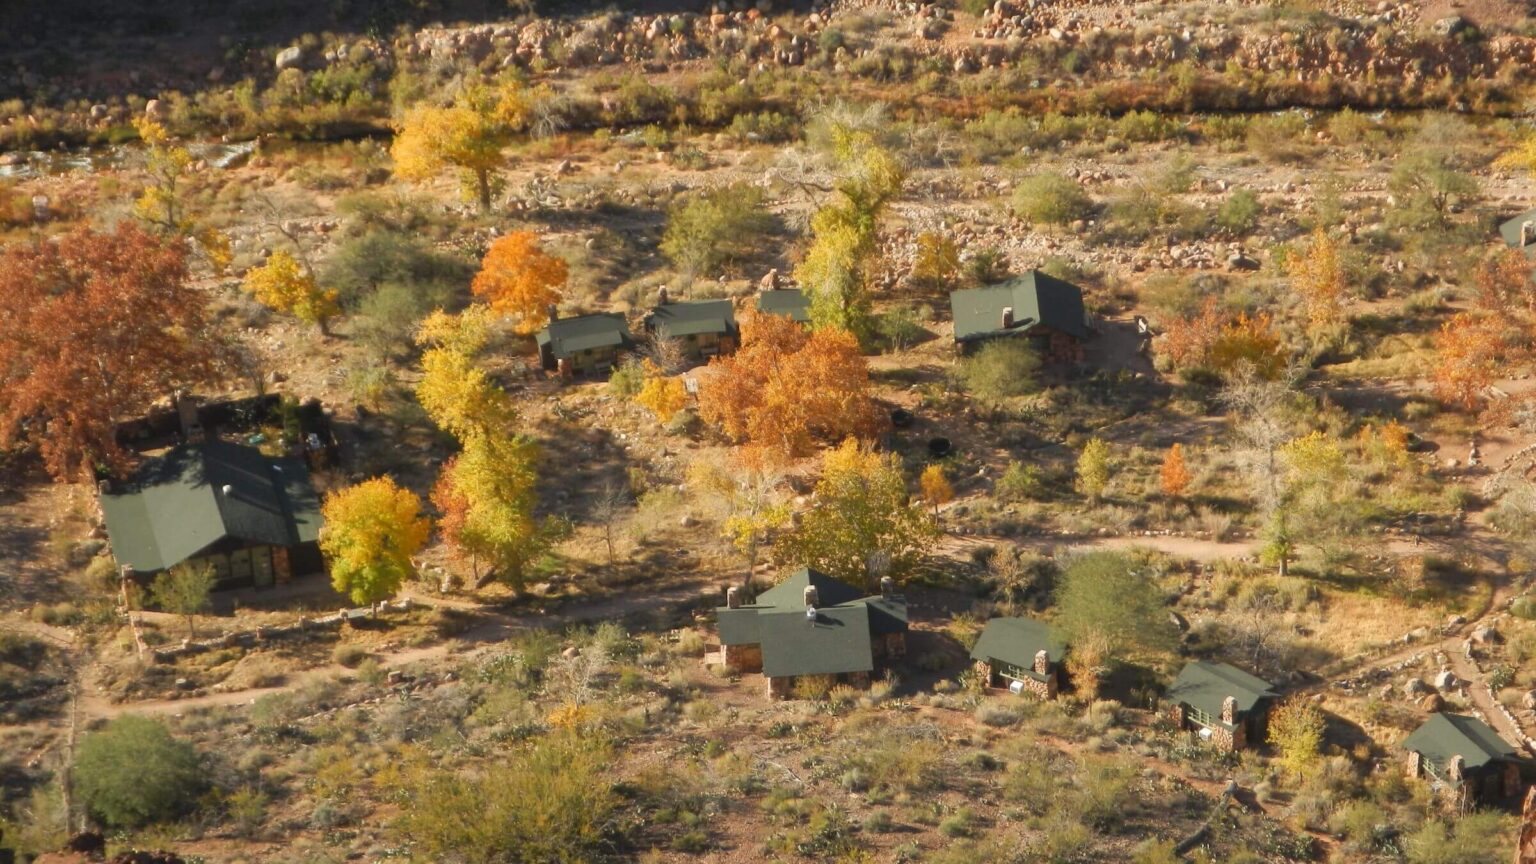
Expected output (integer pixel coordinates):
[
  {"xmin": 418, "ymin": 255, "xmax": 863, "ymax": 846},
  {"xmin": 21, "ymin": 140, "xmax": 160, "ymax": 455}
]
[{"xmin": 766, "ymin": 670, "xmax": 873, "ymax": 700}]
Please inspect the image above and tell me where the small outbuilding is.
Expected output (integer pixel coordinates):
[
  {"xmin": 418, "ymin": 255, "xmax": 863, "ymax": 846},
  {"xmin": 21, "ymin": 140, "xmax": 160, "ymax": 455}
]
[
  {"xmin": 1166, "ymin": 660, "xmax": 1277, "ymax": 751},
  {"xmin": 1500, "ymin": 207, "xmax": 1536, "ymax": 256},
  {"xmin": 949, "ymin": 270, "xmax": 1089, "ymax": 363},
  {"xmin": 644, "ymin": 291, "xmax": 738, "ymax": 362},
  {"xmin": 755, "ymin": 288, "xmax": 811, "ymax": 325},
  {"xmin": 536, "ymin": 311, "xmax": 633, "ymax": 377},
  {"xmin": 969, "ymin": 617, "xmax": 1066, "ymax": 699},
  {"xmin": 715, "ymin": 567, "xmax": 907, "ymax": 699},
  {"xmin": 99, "ymin": 441, "xmax": 324, "ymax": 592},
  {"xmin": 1403, "ymin": 712, "xmax": 1524, "ymax": 806}
]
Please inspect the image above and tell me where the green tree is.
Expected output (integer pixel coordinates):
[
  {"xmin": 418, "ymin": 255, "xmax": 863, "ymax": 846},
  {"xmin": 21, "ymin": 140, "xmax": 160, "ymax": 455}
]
[
  {"xmin": 795, "ymin": 124, "xmax": 905, "ymax": 341},
  {"xmin": 74, "ymin": 716, "xmax": 203, "ymax": 829},
  {"xmin": 1076, "ymin": 437, "xmax": 1111, "ymax": 503},
  {"xmin": 1403, "ymin": 813, "xmax": 1511, "ymax": 864},
  {"xmin": 660, "ymin": 183, "xmax": 774, "ymax": 278},
  {"xmin": 1054, "ymin": 551, "xmax": 1176, "ymax": 695},
  {"xmin": 780, "ymin": 439, "xmax": 937, "ymax": 589},
  {"xmin": 1011, "ymin": 172, "xmax": 1094, "ymax": 226},
  {"xmin": 148, "ymin": 562, "xmax": 215, "ymax": 639},
  {"xmin": 960, "ymin": 340, "xmax": 1041, "ymax": 403}
]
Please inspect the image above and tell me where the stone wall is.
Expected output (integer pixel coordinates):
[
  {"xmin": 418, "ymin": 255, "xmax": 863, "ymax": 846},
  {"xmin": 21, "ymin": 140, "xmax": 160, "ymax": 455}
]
[
  {"xmin": 722, "ymin": 642, "xmax": 763, "ymax": 673},
  {"xmin": 976, "ymin": 659, "xmax": 1057, "ymax": 699},
  {"xmin": 766, "ymin": 669, "xmax": 872, "ymax": 700},
  {"xmin": 872, "ymin": 631, "xmax": 906, "ymax": 664}
]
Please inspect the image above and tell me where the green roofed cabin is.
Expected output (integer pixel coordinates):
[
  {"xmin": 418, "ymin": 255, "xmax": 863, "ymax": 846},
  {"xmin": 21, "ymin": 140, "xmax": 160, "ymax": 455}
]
[
  {"xmin": 536, "ymin": 310, "xmax": 633, "ymax": 377},
  {"xmin": 715, "ymin": 568, "xmax": 907, "ymax": 699},
  {"xmin": 970, "ymin": 617, "xmax": 1067, "ymax": 699},
  {"xmin": 1500, "ymin": 207, "xmax": 1536, "ymax": 257},
  {"xmin": 949, "ymin": 270, "xmax": 1089, "ymax": 363},
  {"xmin": 1404, "ymin": 712, "xmax": 1524, "ymax": 805},
  {"xmin": 1167, "ymin": 661, "xmax": 1277, "ymax": 751},
  {"xmin": 643, "ymin": 288, "xmax": 738, "ymax": 362},
  {"xmin": 756, "ymin": 288, "xmax": 811, "ymax": 324},
  {"xmin": 98, "ymin": 441, "xmax": 324, "ymax": 592}
]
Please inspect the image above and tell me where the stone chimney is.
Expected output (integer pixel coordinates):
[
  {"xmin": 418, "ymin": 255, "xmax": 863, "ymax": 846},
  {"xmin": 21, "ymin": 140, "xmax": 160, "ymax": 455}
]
[
  {"xmin": 547, "ymin": 303, "xmax": 559, "ymax": 323},
  {"xmin": 803, "ymin": 585, "xmax": 819, "ymax": 608},
  {"xmin": 880, "ymin": 576, "xmax": 894, "ymax": 598},
  {"xmin": 1523, "ymin": 220, "xmax": 1534, "ymax": 248},
  {"xmin": 1001, "ymin": 306, "xmax": 1015, "ymax": 328},
  {"xmin": 1447, "ymin": 754, "xmax": 1465, "ymax": 783},
  {"xmin": 175, "ymin": 389, "xmax": 204, "ymax": 443},
  {"xmin": 1033, "ymin": 649, "xmax": 1050, "ymax": 676},
  {"xmin": 657, "ymin": 285, "xmax": 670, "ymax": 306},
  {"xmin": 1221, "ymin": 696, "xmax": 1237, "ymax": 725},
  {"xmin": 726, "ymin": 586, "xmax": 741, "ymax": 609}
]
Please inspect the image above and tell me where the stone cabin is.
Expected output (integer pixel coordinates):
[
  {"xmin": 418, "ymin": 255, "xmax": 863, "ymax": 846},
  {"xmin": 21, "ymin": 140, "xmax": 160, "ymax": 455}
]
[
  {"xmin": 1403, "ymin": 712, "xmax": 1524, "ymax": 807},
  {"xmin": 949, "ymin": 270, "xmax": 1089, "ymax": 364},
  {"xmin": 755, "ymin": 287, "xmax": 811, "ymax": 325},
  {"xmin": 969, "ymin": 617, "xmax": 1066, "ymax": 699},
  {"xmin": 714, "ymin": 567, "xmax": 907, "ymax": 699},
  {"xmin": 1166, "ymin": 660, "xmax": 1277, "ymax": 751},
  {"xmin": 99, "ymin": 440, "xmax": 324, "ymax": 593},
  {"xmin": 1500, "ymin": 207, "xmax": 1536, "ymax": 258},
  {"xmin": 536, "ymin": 310, "xmax": 633, "ymax": 377},
  {"xmin": 643, "ymin": 289, "xmax": 738, "ymax": 362}
]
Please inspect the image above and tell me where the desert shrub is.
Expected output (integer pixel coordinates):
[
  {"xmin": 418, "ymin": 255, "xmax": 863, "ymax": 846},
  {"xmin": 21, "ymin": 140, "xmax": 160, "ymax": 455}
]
[
  {"xmin": 965, "ymin": 247, "xmax": 1011, "ymax": 285},
  {"xmin": 1216, "ymin": 188, "xmax": 1261, "ymax": 235},
  {"xmin": 351, "ymin": 280, "xmax": 453, "ymax": 360},
  {"xmin": 660, "ymin": 183, "xmax": 775, "ymax": 277},
  {"xmin": 225, "ymin": 785, "xmax": 269, "ymax": 838},
  {"xmin": 792, "ymin": 675, "xmax": 836, "ymax": 701},
  {"xmin": 390, "ymin": 731, "xmax": 615, "ymax": 863},
  {"xmin": 332, "ymin": 643, "xmax": 369, "ymax": 667},
  {"xmin": 1246, "ymin": 112, "xmax": 1310, "ymax": 163},
  {"xmin": 1115, "ymin": 110, "xmax": 1180, "ymax": 142},
  {"xmin": 1011, "ymin": 172, "xmax": 1094, "ymax": 226},
  {"xmin": 1403, "ymin": 813, "xmax": 1509, "ymax": 864},
  {"xmin": 975, "ymin": 703, "xmax": 1021, "ymax": 727},
  {"xmin": 938, "ymin": 807, "xmax": 974, "ymax": 838},
  {"xmin": 323, "ymin": 229, "xmax": 471, "ymax": 310},
  {"xmin": 960, "ymin": 340, "xmax": 1041, "ymax": 403},
  {"xmin": 609, "ymin": 359, "xmax": 646, "ymax": 398},
  {"xmin": 74, "ymin": 716, "xmax": 203, "ymax": 828},
  {"xmin": 726, "ymin": 110, "xmax": 797, "ymax": 143},
  {"xmin": 996, "ymin": 460, "xmax": 1047, "ymax": 502}
]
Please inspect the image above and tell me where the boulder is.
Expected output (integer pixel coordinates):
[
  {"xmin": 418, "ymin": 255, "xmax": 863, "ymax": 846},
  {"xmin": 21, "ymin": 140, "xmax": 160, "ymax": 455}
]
[
  {"xmin": 275, "ymin": 46, "xmax": 305, "ymax": 71},
  {"xmin": 1472, "ymin": 626, "xmax": 1500, "ymax": 644},
  {"xmin": 1433, "ymin": 670, "xmax": 1460, "ymax": 690},
  {"xmin": 1403, "ymin": 677, "xmax": 1428, "ymax": 696}
]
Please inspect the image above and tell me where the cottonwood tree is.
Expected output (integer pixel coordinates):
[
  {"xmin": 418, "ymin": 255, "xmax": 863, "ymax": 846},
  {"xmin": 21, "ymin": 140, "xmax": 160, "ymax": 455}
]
[
  {"xmin": 795, "ymin": 122, "xmax": 906, "ymax": 340},
  {"xmin": 696, "ymin": 313, "xmax": 884, "ymax": 463},
  {"xmin": 1432, "ymin": 313, "xmax": 1507, "ymax": 413},
  {"xmin": 1160, "ymin": 299, "xmax": 1287, "ymax": 380},
  {"xmin": 243, "ymin": 250, "xmax": 340, "ymax": 334},
  {"xmin": 920, "ymin": 464, "xmax": 954, "ymax": 517},
  {"xmin": 1287, "ymin": 228, "xmax": 1346, "ymax": 326},
  {"xmin": 779, "ymin": 439, "xmax": 937, "ymax": 589},
  {"xmin": 661, "ymin": 183, "xmax": 774, "ymax": 278},
  {"xmin": 471, "ymin": 231, "xmax": 568, "ymax": 334},
  {"xmin": 688, "ymin": 459, "xmax": 791, "ymax": 586},
  {"xmin": 1053, "ymin": 551, "xmax": 1176, "ymax": 698},
  {"xmin": 635, "ymin": 362, "xmax": 689, "ymax": 424},
  {"xmin": 1159, "ymin": 443, "xmax": 1191, "ymax": 501},
  {"xmin": 392, "ymin": 80, "xmax": 530, "ymax": 211},
  {"xmin": 1220, "ymin": 364, "xmax": 1305, "ymax": 575},
  {"xmin": 414, "ymin": 307, "xmax": 516, "ymax": 440},
  {"xmin": 0, "ymin": 224, "xmax": 225, "ymax": 481},
  {"xmin": 320, "ymin": 477, "xmax": 431, "ymax": 613},
  {"xmin": 1268, "ymin": 697, "xmax": 1326, "ymax": 778},
  {"xmin": 1474, "ymin": 248, "xmax": 1535, "ymax": 314},
  {"xmin": 1076, "ymin": 438, "xmax": 1111, "ymax": 503},
  {"xmin": 148, "ymin": 563, "xmax": 215, "ymax": 639},
  {"xmin": 132, "ymin": 118, "xmax": 232, "ymax": 273}
]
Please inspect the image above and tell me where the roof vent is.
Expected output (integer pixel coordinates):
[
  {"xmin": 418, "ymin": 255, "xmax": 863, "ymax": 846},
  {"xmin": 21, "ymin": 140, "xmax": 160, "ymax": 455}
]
[
  {"xmin": 221, "ymin": 484, "xmax": 233, "ymax": 496},
  {"xmin": 805, "ymin": 606, "xmax": 817, "ymax": 622}
]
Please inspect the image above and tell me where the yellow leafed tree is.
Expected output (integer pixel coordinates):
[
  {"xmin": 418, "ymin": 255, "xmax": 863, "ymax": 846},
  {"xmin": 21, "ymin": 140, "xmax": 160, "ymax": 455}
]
[
  {"xmin": 392, "ymin": 81, "xmax": 529, "ymax": 211},
  {"xmin": 919, "ymin": 464, "xmax": 953, "ymax": 517},
  {"xmin": 471, "ymin": 231, "xmax": 568, "ymax": 334},
  {"xmin": 320, "ymin": 477, "xmax": 431, "ymax": 613},
  {"xmin": 242, "ymin": 250, "xmax": 340, "ymax": 333},
  {"xmin": 636, "ymin": 361, "xmax": 689, "ymax": 423},
  {"xmin": 1287, "ymin": 228, "xmax": 1346, "ymax": 326},
  {"xmin": 414, "ymin": 307, "xmax": 517, "ymax": 440},
  {"xmin": 432, "ymin": 432, "xmax": 545, "ymax": 587},
  {"xmin": 132, "ymin": 117, "xmax": 232, "ymax": 273}
]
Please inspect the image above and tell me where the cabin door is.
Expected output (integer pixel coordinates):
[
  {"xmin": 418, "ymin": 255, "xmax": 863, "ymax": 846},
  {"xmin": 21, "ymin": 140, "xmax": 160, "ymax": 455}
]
[
  {"xmin": 229, "ymin": 548, "xmax": 254, "ymax": 588},
  {"xmin": 251, "ymin": 547, "xmax": 275, "ymax": 589}
]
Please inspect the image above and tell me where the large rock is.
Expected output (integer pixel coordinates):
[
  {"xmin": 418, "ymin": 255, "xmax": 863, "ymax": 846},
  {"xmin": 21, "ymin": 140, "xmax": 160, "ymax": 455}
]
[
  {"xmin": 275, "ymin": 46, "xmax": 305, "ymax": 71},
  {"xmin": 1433, "ymin": 670, "xmax": 1460, "ymax": 690}
]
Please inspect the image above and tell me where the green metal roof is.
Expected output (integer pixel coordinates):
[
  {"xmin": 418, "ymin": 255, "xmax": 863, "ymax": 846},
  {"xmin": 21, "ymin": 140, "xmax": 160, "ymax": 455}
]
[
  {"xmin": 756, "ymin": 289, "xmax": 810, "ymax": 323},
  {"xmin": 100, "ymin": 441, "xmax": 323, "ymax": 573},
  {"xmin": 1167, "ymin": 661, "xmax": 1275, "ymax": 726},
  {"xmin": 1499, "ymin": 208, "xmax": 1536, "ymax": 250},
  {"xmin": 715, "ymin": 567, "xmax": 906, "ymax": 678},
  {"xmin": 1402, "ymin": 712, "xmax": 1519, "ymax": 771},
  {"xmin": 950, "ymin": 270, "xmax": 1087, "ymax": 343},
  {"xmin": 969, "ymin": 617, "xmax": 1066, "ymax": 681},
  {"xmin": 536, "ymin": 313, "xmax": 632, "ymax": 359},
  {"xmin": 759, "ymin": 605, "xmax": 875, "ymax": 678},
  {"xmin": 645, "ymin": 299, "xmax": 737, "ymax": 339}
]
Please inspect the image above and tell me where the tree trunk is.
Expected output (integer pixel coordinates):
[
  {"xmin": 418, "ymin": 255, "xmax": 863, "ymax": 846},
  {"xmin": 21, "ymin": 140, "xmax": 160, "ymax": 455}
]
[{"xmin": 476, "ymin": 169, "xmax": 492, "ymax": 212}]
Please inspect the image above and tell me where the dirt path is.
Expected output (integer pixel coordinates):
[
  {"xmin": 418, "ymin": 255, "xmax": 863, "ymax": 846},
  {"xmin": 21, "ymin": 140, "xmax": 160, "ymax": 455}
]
[{"xmin": 74, "ymin": 577, "xmax": 715, "ymax": 719}]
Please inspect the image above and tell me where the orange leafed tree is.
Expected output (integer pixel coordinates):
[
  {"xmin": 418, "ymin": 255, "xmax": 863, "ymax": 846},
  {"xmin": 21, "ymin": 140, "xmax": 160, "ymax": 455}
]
[
  {"xmin": 0, "ymin": 224, "xmax": 224, "ymax": 481},
  {"xmin": 1161, "ymin": 299, "xmax": 1286, "ymax": 379},
  {"xmin": 1160, "ymin": 443, "xmax": 1191, "ymax": 499},
  {"xmin": 471, "ymin": 231, "xmax": 568, "ymax": 334},
  {"xmin": 1432, "ymin": 313, "xmax": 1508, "ymax": 411},
  {"xmin": 1159, "ymin": 298, "xmax": 1226, "ymax": 371},
  {"xmin": 697, "ymin": 313, "xmax": 884, "ymax": 462}
]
